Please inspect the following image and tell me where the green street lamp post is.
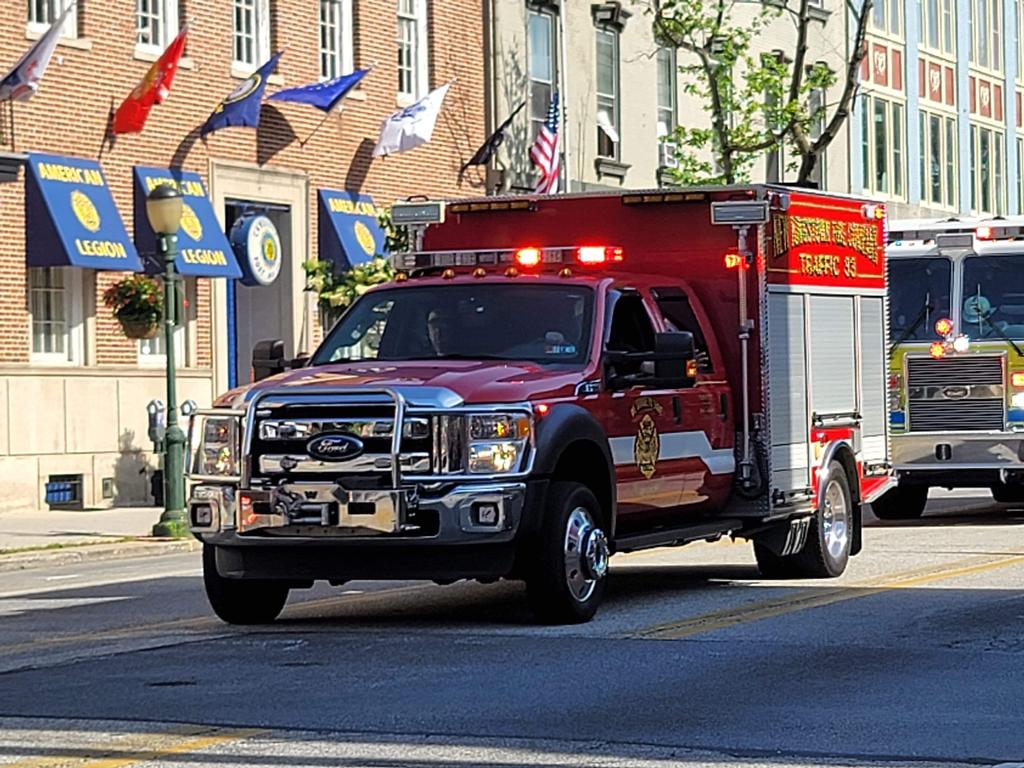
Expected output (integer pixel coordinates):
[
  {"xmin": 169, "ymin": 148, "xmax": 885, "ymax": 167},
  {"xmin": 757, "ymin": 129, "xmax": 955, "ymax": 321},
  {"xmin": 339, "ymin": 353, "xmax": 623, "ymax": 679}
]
[{"xmin": 147, "ymin": 183, "xmax": 188, "ymax": 538}]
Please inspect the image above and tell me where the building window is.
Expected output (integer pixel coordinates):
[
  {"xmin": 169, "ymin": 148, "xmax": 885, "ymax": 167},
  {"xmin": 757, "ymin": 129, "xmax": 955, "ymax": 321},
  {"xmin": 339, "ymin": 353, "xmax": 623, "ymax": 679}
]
[
  {"xmin": 971, "ymin": 123, "xmax": 1006, "ymax": 214},
  {"xmin": 136, "ymin": 0, "xmax": 179, "ymax": 52},
  {"xmin": 919, "ymin": 110, "xmax": 958, "ymax": 209},
  {"xmin": 921, "ymin": 0, "xmax": 955, "ymax": 54},
  {"xmin": 319, "ymin": 0, "xmax": 353, "ymax": 81},
  {"xmin": 27, "ymin": 0, "xmax": 76, "ymax": 37},
  {"xmin": 397, "ymin": 0, "xmax": 428, "ymax": 100},
  {"xmin": 860, "ymin": 93, "xmax": 905, "ymax": 198},
  {"xmin": 870, "ymin": 0, "xmax": 902, "ymax": 37},
  {"xmin": 596, "ymin": 27, "xmax": 620, "ymax": 159},
  {"xmin": 232, "ymin": 0, "xmax": 270, "ymax": 68},
  {"xmin": 656, "ymin": 47, "xmax": 677, "ymax": 139},
  {"xmin": 28, "ymin": 267, "xmax": 82, "ymax": 364},
  {"xmin": 529, "ymin": 9, "xmax": 557, "ymax": 140},
  {"xmin": 969, "ymin": 0, "xmax": 1002, "ymax": 71}
]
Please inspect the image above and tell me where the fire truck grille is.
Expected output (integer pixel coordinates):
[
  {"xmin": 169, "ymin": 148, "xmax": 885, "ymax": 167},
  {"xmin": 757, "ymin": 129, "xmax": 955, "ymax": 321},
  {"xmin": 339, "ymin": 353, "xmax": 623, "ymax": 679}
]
[
  {"xmin": 905, "ymin": 356, "xmax": 1005, "ymax": 432},
  {"xmin": 249, "ymin": 404, "xmax": 433, "ymax": 485}
]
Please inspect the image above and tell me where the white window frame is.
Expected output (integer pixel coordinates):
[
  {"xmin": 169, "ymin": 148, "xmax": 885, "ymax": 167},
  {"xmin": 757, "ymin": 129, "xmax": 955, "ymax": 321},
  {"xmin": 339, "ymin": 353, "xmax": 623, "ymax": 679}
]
[
  {"xmin": 1018, "ymin": 0, "xmax": 1024, "ymax": 85},
  {"xmin": 869, "ymin": 0, "xmax": 903, "ymax": 40},
  {"xmin": 319, "ymin": 0, "xmax": 354, "ymax": 81},
  {"xmin": 860, "ymin": 92, "xmax": 906, "ymax": 200},
  {"xmin": 232, "ymin": 0, "xmax": 271, "ymax": 71},
  {"xmin": 921, "ymin": 0, "xmax": 956, "ymax": 55},
  {"xmin": 656, "ymin": 47, "xmax": 677, "ymax": 140},
  {"xmin": 528, "ymin": 8, "xmax": 557, "ymax": 141},
  {"xmin": 136, "ymin": 0, "xmax": 180, "ymax": 56},
  {"xmin": 970, "ymin": 122, "xmax": 1006, "ymax": 215},
  {"xmin": 28, "ymin": 267, "xmax": 83, "ymax": 366},
  {"xmin": 137, "ymin": 277, "xmax": 194, "ymax": 367},
  {"xmin": 919, "ymin": 108, "xmax": 958, "ymax": 210},
  {"xmin": 397, "ymin": 0, "xmax": 429, "ymax": 101},
  {"xmin": 596, "ymin": 26, "xmax": 620, "ymax": 160},
  {"xmin": 969, "ymin": 0, "xmax": 1003, "ymax": 72},
  {"xmin": 27, "ymin": 0, "xmax": 77, "ymax": 39}
]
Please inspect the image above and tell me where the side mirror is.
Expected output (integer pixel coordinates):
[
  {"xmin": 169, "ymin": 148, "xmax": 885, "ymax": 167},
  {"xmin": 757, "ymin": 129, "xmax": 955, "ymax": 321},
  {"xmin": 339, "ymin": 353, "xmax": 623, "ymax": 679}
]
[
  {"xmin": 252, "ymin": 339, "xmax": 286, "ymax": 382},
  {"xmin": 653, "ymin": 331, "xmax": 696, "ymax": 387}
]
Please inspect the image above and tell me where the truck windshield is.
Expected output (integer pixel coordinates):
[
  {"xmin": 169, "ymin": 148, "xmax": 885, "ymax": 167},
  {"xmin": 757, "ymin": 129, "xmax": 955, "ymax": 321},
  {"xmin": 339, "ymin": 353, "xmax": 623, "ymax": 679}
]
[
  {"xmin": 311, "ymin": 283, "xmax": 594, "ymax": 366},
  {"xmin": 962, "ymin": 254, "xmax": 1024, "ymax": 340},
  {"xmin": 889, "ymin": 257, "xmax": 952, "ymax": 343}
]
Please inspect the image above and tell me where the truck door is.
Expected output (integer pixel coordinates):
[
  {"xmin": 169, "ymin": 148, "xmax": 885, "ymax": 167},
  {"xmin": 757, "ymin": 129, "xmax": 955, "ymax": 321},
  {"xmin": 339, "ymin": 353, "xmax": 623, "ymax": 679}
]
[{"xmin": 597, "ymin": 290, "xmax": 722, "ymax": 526}]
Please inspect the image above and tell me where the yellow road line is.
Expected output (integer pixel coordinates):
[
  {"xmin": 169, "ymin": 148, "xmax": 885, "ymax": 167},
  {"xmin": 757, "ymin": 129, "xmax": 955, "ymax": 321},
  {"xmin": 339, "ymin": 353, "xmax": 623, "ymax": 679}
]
[
  {"xmin": 629, "ymin": 553, "xmax": 1024, "ymax": 640},
  {"xmin": 3, "ymin": 726, "xmax": 263, "ymax": 768}
]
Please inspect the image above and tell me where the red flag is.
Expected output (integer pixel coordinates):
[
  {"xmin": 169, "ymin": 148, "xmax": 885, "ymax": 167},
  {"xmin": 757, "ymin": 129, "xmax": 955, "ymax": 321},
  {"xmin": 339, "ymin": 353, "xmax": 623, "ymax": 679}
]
[{"xmin": 112, "ymin": 25, "xmax": 188, "ymax": 135}]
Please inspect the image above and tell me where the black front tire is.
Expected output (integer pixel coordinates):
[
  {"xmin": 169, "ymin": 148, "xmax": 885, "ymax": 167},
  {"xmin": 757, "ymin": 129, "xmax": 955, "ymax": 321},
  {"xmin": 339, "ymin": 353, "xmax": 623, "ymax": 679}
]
[
  {"xmin": 754, "ymin": 461, "xmax": 853, "ymax": 579},
  {"xmin": 203, "ymin": 544, "xmax": 290, "ymax": 625},
  {"xmin": 871, "ymin": 485, "xmax": 928, "ymax": 520},
  {"xmin": 525, "ymin": 481, "xmax": 608, "ymax": 625}
]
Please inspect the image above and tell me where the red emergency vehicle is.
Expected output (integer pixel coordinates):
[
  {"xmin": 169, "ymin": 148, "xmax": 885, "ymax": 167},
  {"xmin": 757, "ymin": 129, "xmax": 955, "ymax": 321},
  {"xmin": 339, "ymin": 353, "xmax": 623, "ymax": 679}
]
[{"xmin": 186, "ymin": 186, "xmax": 891, "ymax": 625}]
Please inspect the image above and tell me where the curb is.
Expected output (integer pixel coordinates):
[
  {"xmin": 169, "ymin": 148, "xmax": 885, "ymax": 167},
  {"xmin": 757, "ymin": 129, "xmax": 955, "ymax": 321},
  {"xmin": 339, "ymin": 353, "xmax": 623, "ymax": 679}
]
[{"xmin": 0, "ymin": 537, "xmax": 202, "ymax": 572}]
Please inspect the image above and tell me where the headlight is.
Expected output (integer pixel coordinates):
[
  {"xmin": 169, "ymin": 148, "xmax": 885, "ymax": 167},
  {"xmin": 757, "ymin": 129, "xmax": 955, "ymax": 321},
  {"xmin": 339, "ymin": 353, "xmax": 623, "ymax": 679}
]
[
  {"xmin": 189, "ymin": 413, "xmax": 242, "ymax": 478},
  {"xmin": 466, "ymin": 413, "xmax": 531, "ymax": 474}
]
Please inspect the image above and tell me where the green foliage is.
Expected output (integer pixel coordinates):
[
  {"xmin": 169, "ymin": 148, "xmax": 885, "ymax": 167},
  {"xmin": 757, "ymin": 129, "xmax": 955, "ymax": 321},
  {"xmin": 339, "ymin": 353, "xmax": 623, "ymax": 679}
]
[
  {"xmin": 102, "ymin": 274, "xmax": 162, "ymax": 325},
  {"xmin": 650, "ymin": 0, "xmax": 846, "ymax": 185},
  {"xmin": 303, "ymin": 208, "xmax": 404, "ymax": 327}
]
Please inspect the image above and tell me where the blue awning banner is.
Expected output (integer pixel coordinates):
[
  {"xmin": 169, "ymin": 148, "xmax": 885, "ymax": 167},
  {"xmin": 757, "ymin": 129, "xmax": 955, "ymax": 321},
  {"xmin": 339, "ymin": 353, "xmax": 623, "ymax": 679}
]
[
  {"xmin": 133, "ymin": 166, "xmax": 242, "ymax": 278},
  {"xmin": 25, "ymin": 153, "xmax": 142, "ymax": 271},
  {"xmin": 317, "ymin": 190, "xmax": 387, "ymax": 271}
]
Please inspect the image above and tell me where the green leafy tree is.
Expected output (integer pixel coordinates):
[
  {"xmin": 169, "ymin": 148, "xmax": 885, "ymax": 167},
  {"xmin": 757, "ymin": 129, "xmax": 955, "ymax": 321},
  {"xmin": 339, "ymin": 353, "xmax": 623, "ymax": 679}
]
[
  {"xmin": 303, "ymin": 209, "xmax": 407, "ymax": 329},
  {"xmin": 649, "ymin": 0, "xmax": 873, "ymax": 186}
]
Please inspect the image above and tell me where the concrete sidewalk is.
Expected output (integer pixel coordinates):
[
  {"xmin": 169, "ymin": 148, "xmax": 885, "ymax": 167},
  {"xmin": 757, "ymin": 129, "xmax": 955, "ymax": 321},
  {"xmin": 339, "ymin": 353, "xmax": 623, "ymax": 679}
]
[{"xmin": 0, "ymin": 507, "xmax": 200, "ymax": 570}]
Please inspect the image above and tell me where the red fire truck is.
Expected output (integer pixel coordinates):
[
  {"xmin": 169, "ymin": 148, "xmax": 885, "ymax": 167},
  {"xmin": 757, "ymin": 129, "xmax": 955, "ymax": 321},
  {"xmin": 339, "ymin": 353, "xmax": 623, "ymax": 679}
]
[{"xmin": 186, "ymin": 187, "xmax": 891, "ymax": 624}]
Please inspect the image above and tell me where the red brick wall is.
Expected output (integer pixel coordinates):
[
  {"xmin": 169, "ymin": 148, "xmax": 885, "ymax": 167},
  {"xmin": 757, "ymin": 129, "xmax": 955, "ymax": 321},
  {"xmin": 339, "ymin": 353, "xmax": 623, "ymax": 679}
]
[{"xmin": 0, "ymin": 0, "xmax": 486, "ymax": 367}]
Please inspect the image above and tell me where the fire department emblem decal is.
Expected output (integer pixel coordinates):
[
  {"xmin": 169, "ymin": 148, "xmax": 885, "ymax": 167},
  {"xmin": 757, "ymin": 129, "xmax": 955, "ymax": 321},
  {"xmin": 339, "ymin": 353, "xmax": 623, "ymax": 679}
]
[{"xmin": 631, "ymin": 397, "xmax": 663, "ymax": 479}]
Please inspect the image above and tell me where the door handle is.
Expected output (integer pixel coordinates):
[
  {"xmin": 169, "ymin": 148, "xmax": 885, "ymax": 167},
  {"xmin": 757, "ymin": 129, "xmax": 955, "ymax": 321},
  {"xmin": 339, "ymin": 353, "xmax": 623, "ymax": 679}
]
[{"xmin": 672, "ymin": 395, "xmax": 682, "ymax": 424}]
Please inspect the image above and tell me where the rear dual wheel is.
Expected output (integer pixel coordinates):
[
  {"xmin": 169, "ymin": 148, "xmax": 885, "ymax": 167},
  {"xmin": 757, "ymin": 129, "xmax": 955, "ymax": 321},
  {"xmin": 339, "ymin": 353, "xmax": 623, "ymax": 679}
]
[{"xmin": 755, "ymin": 460, "xmax": 853, "ymax": 579}]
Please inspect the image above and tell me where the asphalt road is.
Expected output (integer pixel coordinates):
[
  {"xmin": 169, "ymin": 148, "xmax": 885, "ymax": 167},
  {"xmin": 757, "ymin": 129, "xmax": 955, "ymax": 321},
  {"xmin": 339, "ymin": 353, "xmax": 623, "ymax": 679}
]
[{"xmin": 1, "ymin": 491, "xmax": 1023, "ymax": 768}]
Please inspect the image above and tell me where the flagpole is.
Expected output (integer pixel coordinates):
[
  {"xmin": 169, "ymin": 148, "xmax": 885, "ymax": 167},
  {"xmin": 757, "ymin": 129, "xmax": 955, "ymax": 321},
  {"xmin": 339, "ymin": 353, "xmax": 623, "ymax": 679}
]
[{"xmin": 557, "ymin": 5, "xmax": 571, "ymax": 193}]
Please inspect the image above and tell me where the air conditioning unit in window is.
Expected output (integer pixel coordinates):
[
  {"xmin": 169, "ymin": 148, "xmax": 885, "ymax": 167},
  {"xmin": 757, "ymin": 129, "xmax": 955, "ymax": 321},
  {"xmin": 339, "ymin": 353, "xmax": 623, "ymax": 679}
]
[{"xmin": 658, "ymin": 141, "xmax": 679, "ymax": 170}]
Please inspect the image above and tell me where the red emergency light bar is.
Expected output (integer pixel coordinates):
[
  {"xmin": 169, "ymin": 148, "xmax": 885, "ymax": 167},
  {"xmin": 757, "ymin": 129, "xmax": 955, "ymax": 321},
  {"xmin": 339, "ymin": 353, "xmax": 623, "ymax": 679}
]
[{"xmin": 394, "ymin": 246, "xmax": 625, "ymax": 273}]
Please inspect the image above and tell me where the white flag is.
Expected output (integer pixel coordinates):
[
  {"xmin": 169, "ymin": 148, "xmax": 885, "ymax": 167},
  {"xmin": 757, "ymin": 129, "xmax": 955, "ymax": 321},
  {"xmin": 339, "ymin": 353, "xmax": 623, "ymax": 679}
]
[
  {"xmin": 0, "ymin": 3, "xmax": 74, "ymax": 102},
  {"xmin": 373, "ymin": 83, "xmax": 451, "ymax": 157}
]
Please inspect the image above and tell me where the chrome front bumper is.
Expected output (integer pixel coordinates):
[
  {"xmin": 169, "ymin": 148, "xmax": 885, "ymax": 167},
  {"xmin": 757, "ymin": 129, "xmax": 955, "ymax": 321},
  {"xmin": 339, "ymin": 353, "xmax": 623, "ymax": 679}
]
[
  {"xmin": 892, "ymin": 431, "xmax": 1024, "ymax": 471},
  {"xmin": 188, "ymin": 481, "xmax": 527, "ymax": 545}
]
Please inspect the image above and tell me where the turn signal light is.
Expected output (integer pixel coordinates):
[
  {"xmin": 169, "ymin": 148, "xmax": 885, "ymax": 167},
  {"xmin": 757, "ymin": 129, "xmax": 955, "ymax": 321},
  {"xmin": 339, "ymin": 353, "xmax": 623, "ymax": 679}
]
[
  {"xmin": 686, "ymin": 359, "xmax": 698, "ymax": 378},
  {"xmin": 1011, "ymin": 372, "xmax": 1024, "ymax": 388},
  {"xmin": 934, "ymin": 317, "xmax": 954, "ymax": 337},
  {"xmin": 514, "ymin": 247, "xmax": 542, "ymax": 267},
  {"xmin": 929, "ymin": 342, "xmax": 946, "ymax": 359}
]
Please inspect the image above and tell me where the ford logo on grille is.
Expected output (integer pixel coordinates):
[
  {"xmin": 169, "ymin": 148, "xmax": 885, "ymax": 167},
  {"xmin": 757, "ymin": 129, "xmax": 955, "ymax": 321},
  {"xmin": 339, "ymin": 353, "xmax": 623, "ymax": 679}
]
[
  {"xmin": 943, "ymin": 386, "xmax": 970, "ymax": 400},
  {"xmin": 306, "ymin": 433, "xmax": 365, "ymax": 462}
]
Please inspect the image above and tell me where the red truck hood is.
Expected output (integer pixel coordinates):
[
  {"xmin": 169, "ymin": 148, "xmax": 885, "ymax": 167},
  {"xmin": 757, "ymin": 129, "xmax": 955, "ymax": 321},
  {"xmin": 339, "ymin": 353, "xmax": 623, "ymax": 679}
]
[{"xmin": 216, "ymin": 360, "xmax": 585, "ymax": 407}]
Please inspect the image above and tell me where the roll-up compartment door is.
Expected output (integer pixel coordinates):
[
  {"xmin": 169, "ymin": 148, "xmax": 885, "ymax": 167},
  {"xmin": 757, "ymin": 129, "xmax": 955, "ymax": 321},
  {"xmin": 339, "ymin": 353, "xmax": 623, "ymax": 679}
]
[
  {"xmin": 859, "ymin": 296, "xmax": 887, "ymax": 462},
  {"xmin": 808, "ymin": 295, "xmax": 857, "ymax": 417},
  {"xmin": 768, "ymin": 293, "xmax": 810, "ymax": 492}
]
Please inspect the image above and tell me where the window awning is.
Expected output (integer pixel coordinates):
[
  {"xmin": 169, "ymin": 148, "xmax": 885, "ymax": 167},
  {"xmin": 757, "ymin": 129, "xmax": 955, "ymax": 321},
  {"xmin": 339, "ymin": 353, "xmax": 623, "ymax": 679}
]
[
  {"xmin": 25, "ymin": 153, "xmax": 142, "ymax": 271},
  {"xmin": 317, "ymin": 190, "xmax": 387, "ymax": 270},
  {"xmin": 133, "ymin": 166, "xmax": 242, "ymax": 279}
]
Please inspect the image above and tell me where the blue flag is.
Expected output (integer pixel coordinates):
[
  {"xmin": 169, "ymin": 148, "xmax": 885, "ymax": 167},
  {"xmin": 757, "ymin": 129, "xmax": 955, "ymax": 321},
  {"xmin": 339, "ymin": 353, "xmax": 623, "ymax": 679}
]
[
  {"xmin": 200, "ymin": 52, "xmax": 283, "ymax": 136},
  {"xmin": 268, "ymin": 67, "xmax": 369, "ymax": 112}
]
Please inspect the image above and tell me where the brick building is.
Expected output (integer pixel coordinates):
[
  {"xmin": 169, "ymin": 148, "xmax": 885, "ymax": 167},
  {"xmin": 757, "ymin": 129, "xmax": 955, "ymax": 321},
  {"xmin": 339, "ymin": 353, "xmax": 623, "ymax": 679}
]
[{"xmin": 0, "ymin": 0, "xmax": 485, "ymax": 513}]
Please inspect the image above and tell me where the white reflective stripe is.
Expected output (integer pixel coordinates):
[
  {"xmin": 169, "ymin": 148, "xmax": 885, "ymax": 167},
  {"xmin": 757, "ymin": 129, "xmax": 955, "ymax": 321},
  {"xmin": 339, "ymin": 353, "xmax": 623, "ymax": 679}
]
[{"xmin": 609, "ymin": 431, "xmax": 735, "ymax": 475}]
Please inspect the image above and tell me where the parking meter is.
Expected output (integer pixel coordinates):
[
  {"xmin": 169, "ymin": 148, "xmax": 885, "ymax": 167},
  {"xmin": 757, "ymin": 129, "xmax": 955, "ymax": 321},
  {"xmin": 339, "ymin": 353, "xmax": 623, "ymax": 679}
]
[{"xmin": 146, "ymin": 399, "xmax": 166, "ymax": 453}]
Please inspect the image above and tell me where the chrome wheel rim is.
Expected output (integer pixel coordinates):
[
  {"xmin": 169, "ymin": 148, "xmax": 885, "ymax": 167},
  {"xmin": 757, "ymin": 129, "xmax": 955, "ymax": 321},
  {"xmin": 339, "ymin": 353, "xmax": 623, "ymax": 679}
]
[
  {"xmin": 563, "ymin": 506, "xmax": 607, "ymax": 603},
  {"xmin": 822, "ymin": 477, "xmax": 850, "ymax": 560}
]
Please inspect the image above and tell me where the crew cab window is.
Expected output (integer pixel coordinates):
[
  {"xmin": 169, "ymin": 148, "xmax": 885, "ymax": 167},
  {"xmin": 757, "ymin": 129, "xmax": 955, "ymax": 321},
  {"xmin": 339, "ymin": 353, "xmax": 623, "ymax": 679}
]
[
  {"xmin": 312, "ymin": 284, "xmax": 594, "ymax": 365},
  {"xmin": 604, "ymin": 292, "xmax": 656, "ymax": 379},
  {"xmin": 651, "ymin": 286, "xmax": 713, "ymax": 373}
]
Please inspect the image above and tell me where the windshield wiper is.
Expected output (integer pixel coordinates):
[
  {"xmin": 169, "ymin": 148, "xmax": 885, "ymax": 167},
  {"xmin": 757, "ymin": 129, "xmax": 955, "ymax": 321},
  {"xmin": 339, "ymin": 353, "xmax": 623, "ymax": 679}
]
[
  {"xmin": 889, "ymin": 293, "xmax": 934, "ymax": 358},
  {"xmin": 977, "ymin": 313, "xmax": 1024, "ymax": 357}
]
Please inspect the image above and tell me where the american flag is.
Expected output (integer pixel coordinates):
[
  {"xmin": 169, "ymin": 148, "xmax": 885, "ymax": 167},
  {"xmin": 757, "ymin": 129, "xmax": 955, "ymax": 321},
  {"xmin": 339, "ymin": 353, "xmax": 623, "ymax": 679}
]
[{"xmin": 530, "ymin": 91, "xmax": 561, "ymax": 194}]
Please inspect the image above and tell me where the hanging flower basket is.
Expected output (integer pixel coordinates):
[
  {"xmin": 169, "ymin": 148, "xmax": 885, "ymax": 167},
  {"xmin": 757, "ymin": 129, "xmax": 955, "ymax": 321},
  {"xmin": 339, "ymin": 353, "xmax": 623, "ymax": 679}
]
[
  {"xmin": 102, "ymin": 275, "xmax": 163, "ymax": 341},
  {"xmin": 119, "ymin": 316, "xmax": 160, "ymax": 339}
]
